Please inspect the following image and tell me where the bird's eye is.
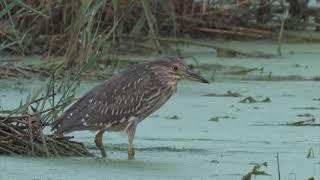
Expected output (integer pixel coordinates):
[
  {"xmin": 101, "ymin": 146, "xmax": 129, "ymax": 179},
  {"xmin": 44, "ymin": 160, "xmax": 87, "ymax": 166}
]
[{"xmin": 172, "ymin": 65, "xmax": 178, "ymax": 71}]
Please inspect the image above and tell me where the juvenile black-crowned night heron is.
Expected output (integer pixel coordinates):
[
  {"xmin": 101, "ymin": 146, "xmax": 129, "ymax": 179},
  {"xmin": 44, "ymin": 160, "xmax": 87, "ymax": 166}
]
[{"xmin": 51, "ymin": 57, "xmax": 209, "ymax": 159}]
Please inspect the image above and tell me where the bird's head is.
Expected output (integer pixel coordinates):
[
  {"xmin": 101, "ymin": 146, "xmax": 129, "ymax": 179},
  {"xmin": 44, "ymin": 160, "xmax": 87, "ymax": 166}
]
[{"xmin": 149, "ymin": 57, "xmax": 209, "ymax": 84}]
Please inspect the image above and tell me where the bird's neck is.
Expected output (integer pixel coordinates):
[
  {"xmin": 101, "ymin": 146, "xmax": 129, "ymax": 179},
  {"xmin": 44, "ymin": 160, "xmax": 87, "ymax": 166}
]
[
  {"xmin": 166, "ymin": 80, "xmax": 177, "ymax": 93},
  {"xmin": 155, "ymin": 73, "xmax": 178, "ymax": 93},
  {"xmin": 167, "ymin": 80, "xmax": 177, "ymax": 87}
]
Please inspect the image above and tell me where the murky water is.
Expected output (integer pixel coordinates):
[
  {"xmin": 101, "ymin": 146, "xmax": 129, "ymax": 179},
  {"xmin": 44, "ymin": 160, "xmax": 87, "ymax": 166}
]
[{"xmin": 1, "ymin": 41, "xmax": 320, "ymax": 180}]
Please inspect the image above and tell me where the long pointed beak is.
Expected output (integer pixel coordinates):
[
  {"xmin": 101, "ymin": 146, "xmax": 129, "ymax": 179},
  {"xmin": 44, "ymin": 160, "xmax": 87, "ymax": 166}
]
[{"xmin": 185, "ymin": 70, "xmax": 210, "ymax": 83}]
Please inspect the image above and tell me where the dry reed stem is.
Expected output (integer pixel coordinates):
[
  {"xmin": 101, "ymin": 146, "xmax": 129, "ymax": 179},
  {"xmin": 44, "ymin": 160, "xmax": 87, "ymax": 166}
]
[{"xmin": 0, "ymin": 115, "xmax": 92, "ymax": 157}]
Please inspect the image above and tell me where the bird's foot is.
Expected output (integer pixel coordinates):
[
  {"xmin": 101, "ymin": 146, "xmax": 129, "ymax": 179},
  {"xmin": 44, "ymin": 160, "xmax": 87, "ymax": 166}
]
[
  {"xmin": 95, "ymin": 144, "xmax": 107, "ymax": 159},
  {"xmin": 128, "ymin": 148, "xmax": 135, "ymax": 160},
  {"xmin": 100, "ymin": 148, "xmax": 107, "ymax": 158}
]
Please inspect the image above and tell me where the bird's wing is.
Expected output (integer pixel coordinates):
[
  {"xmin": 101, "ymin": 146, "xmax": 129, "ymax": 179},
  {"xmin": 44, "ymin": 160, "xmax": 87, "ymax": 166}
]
[{"xmin": 51, "ymin": 69, "xmax": 153, "ymax": 134}]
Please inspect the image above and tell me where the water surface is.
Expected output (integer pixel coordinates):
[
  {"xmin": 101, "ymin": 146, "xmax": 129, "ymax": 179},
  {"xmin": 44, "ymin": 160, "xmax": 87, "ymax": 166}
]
[{"xmin": 1, "ymin": 41, "xmax": 320, "ymax": 180}]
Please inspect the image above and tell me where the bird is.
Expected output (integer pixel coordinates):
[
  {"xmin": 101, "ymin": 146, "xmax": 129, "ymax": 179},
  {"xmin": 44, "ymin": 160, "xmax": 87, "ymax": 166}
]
[{"xmin": 51, "ymin": 56, "xmax": 209, "ymax": 159}]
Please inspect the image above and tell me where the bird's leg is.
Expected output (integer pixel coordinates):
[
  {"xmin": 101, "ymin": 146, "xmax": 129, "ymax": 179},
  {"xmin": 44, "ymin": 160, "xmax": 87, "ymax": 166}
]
[
  {"xmin": 95, "ymin": 129, "xmax": 107, "ymax": 158},
  {"xmin": 126, "ymin": 123, "xmax": 136, "ymax": 160}
]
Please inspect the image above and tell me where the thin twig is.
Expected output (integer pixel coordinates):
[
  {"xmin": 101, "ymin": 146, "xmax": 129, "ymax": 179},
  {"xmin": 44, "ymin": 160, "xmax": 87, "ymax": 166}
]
[
  {"xmin": 277, "ymin": 7, "xmax": 288, "ymax": 56},
  {"xmin": 38, "ymin": 129, "xmax": 50, "ymax": 157},
  {"xmin": 28, "ymin": 116, "xmax": 35, "ymax": 156},
  {"xmin": 277, "ymin": 152, "xmax": 281, "ymax": 180},
  {"xmin": 0, "ymin": 146, "xmax": 16, "ymax": 155}
]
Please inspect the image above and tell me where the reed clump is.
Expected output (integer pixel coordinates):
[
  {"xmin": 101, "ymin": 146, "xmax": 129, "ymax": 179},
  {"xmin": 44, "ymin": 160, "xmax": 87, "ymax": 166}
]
[
  {"xmin": 0, "ymin": 114, "xmax": 92, "ymax": 156},
  {"xmin": 1, "ymin": 0, "xmax": 319, "ymax": 60},
  {"xmin": 0, "ymin": 70, "xmax": 93, "ymax": 156}
]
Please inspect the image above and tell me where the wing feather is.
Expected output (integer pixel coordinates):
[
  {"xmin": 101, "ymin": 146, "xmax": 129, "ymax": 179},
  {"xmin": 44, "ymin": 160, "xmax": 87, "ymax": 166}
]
[{"xmin": 51, "ymin": 66, "xmax": 150, "ymax": 134}]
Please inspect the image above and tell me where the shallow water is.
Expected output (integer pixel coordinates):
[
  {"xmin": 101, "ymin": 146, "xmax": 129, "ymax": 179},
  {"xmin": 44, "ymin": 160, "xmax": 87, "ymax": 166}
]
[{"xmin": 1, "ymin": 41, "xmax": 320, "ymax": 180}]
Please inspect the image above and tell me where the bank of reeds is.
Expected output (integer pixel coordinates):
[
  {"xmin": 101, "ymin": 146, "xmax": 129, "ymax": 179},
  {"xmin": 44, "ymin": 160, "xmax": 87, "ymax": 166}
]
[{"xmin": 1, "ymin": 0, "xmax": 320, "ymax": 64}]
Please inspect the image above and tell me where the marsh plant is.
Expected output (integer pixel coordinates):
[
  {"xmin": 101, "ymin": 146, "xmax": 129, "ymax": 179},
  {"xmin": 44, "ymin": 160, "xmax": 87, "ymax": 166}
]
[{"xmin": 0, "ymin": 0, "xmax": 177, "ymax": 59}]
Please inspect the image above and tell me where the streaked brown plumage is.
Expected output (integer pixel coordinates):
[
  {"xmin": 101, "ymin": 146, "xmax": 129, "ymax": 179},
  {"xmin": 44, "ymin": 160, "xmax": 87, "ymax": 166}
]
[{"xmin": 51, "ymin": 57, "xmax": 209, "ymax": 159}]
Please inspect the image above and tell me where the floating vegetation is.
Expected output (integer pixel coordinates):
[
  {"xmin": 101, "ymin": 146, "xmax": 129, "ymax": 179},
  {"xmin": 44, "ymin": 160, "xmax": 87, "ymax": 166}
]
[
  {"xmin": 286, "ymin": 118, "xmax": 320, "ymax": 126},
  {"xmin": 157, "ymin": 37, "xmax": 275, "ymax": 58},
  {"xmin": 208, "ymin": 116, "xmax": 235, "ymax": 122},
  {"xmin": 292, "ymin": 64, "xmax": 302, "ymax": 68},
  {"xmin": 239, "ymin": 97, "xmax": 257, "ymax": 103},
  {"xmin": 216, "ymin": 48, "xmax": 237, "ymax": 58},
  {"xmin": 208, "ymin": 117, "xmax": 219, "ymax": 122},
  {"xmin": 210, "ymin": 160, "xmax": 219, "ymax": 164},
  {"xmin": 239, "ymin": 97, "xmax": 271, "ymax": 103},
  {"xmin": 292, "ymin": 107, "xmax": 320, "ymax": 110},
  {"xmin": 203, "ymin": 90, "xmax": 242, "ymax": 97},
  {"xmin": 0, "ymin": 64, "xmax": 51, "ymax": 79},
  {"xmin": 307, "ymin": 147, "xmax": 315, "ymax": 159},
  {"xmin": 297, "ymin": 113, "xmax": 314, "ymax": 117},
  {"xmin": 241, "ymin": 162, "xmax": 270, "ymax": 180},
  {"xmin": 312, "ymin": 76, "xmax": 320, "ymax": 81},
  {"xmin": 227, "ymin": 68, "xmax": 264, "ymax": 75},
  {"xmin": 165, "ymin": 115, "xmax": 180, "ymax": 120},
  {"xmin": 0, "ymin": 56, "xmax": 135, "ymax": 80},
  {"xmin": 249, "ymin": 74, "xmax": 309, "ymax": 81}
]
